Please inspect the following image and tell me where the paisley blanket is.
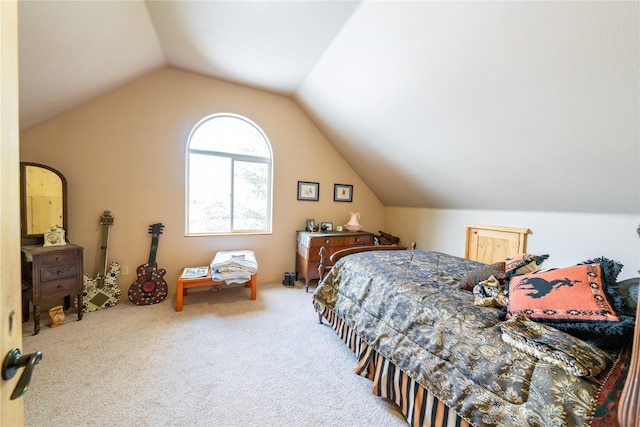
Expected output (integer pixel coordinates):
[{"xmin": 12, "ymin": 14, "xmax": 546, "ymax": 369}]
[{"xmin": 312, "ymin": 250, "xmax": 625, "ymax": 427}]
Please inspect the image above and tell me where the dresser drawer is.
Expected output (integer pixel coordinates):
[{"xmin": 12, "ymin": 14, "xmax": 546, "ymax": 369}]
[
  {"xmin": 308, "ymin": 234, "xmax": 372, "ymax": 249},
  {"xmin": 309, "ymin": 236, "xmax": 344, "ymax": 248},
  {"xmin": 39, "ymin": 263, "xmax": 79, "ymax": 282},
  {"xmin": 40, "ymin": 277, "xmax": 79, "ymax": 298},
  {"xmin": 39, "ymin": 250, "xmax": 79, "ymax": 265},
  {"xmin": 341, "ymin": 234, "xmax": 372, "ymax": 246},
  {"xmin": 306, "ymin": 234, "xmax": 373, "ymax": 261}
]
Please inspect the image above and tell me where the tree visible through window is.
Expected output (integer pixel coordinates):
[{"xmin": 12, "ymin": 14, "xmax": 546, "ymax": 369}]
[{"xmin": 186, "ymin": 113, "xmax": 272, "ymax": 235}]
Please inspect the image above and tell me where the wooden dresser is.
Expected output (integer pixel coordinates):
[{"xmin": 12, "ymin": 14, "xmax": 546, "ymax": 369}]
[
  {"xmin": 21, "ymin": 244, "xmax": 84, "ymax": 334},
  {"xmin": 296, "ymin": 230, "xmax": 373, "ymax": 292}
]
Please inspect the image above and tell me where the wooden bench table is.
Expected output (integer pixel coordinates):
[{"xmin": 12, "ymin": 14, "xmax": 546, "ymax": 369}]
[{"xmin": 176, "ymin": 267, "xmax": 257, "ymax": 312}]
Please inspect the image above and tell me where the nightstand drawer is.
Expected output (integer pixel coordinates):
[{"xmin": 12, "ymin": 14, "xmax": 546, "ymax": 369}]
[
  {"xmin": 39, "ymin": 250, "xmax": 79, "ymax": 265},
  {"xmin": 39, "ymin": 264, "xmax": 79, "ymax": 282},
  {"xmin": 40, "ymin": 277, "xmax": 79, "ymax": 298}
]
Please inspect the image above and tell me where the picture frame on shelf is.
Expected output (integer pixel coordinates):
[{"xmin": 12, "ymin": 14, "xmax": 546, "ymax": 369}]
[
  {"xmin": 334, "ymin": 184, "xmax": 353, "ymax": 202},
  {"xmin": 321, "ymin": 222, "xmax": 333, "ymax": 232},
  {"xmin": 297, "ymin": 181, "xmax": 319, "ymax": 201},
  {"xmin": 305, "ymin": 219, "xmax": 316, "ymax": 232}
]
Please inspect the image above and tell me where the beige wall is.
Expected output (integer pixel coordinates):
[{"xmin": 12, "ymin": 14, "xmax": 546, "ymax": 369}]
[{"xmin": 20, "ymin": 68, "xmax": 385, "ymax": 297}]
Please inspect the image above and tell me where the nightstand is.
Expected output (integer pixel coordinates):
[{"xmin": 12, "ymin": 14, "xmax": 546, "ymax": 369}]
[{"xmin": 21, "ymin": 244, "xmax": 84, "ymax": 334}]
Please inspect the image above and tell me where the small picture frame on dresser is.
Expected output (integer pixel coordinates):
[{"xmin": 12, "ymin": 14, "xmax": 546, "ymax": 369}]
[
  {"xmin": 334, "ymin": 184, "xmax": 353, "ymax": 202},
  {"xmin": 321, "ymin": 222, "xmax": 333, "ymax": 232},
  {"xmin": 305, "ymin": 219, "xmax": 316, "ymax": 232}
]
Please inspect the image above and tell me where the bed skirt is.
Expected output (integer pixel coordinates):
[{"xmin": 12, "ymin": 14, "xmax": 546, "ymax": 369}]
[
  {"xmin": 322, "ymin": 307, "xmax": 471, "ymax": 427},
  {"xmin": 322, "ymin": 305, "xmax": 631, "ymax": 427}
]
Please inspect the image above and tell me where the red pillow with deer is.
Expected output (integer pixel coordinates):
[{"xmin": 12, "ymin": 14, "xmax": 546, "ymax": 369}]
[{"xmin": 506, "ymin": 264, "xmax": 619, "ymax": 323}]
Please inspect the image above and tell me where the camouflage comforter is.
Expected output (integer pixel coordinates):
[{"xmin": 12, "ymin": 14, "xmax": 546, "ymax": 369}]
[{"xmin": 312, "ymin": 250, "xmax": 623, "ymax": 427}]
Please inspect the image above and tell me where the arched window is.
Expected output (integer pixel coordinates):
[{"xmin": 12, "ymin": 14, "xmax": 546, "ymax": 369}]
[{"xmin": 186, "ymin": 113, "xmax": 272, "ymax": 235}]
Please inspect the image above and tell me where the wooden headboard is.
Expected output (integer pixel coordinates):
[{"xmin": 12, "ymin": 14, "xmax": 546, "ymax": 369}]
[{"xmin": 464, "ymin": 223, "xmax": 530, "ymax": 264}]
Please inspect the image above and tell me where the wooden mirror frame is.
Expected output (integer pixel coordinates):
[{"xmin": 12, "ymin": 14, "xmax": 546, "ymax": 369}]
[{"xmin": 20, "ymin": 162, "xmax": 68, "ymax": 246}]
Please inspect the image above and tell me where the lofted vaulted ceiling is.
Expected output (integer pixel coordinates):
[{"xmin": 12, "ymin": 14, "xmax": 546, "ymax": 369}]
[{"xmin": 18, "ymin": 1, "xmax": 639, "ymax": 214}]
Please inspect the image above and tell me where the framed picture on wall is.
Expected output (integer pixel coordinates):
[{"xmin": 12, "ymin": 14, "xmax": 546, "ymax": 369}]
[
  {"xmin": 298, "ymin": 181, "xmax": 319, "ymax": 201},
  {"xmin": 334, "ymin": 184, "xmax": 353, "ymax": 202}
]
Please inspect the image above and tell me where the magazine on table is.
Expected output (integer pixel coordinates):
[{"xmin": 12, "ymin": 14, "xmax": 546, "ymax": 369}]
[{"xmin": 181, "ymin": 266, "xmax": 209, "ymax": 279}]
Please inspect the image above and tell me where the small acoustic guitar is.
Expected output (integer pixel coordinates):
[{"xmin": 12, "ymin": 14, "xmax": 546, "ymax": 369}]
[
  {"xmin": 78, "ymin": 211, "xmax": 121, "ymax": 312},
  {"xmin": 128, "ymin": 223, "xmax": 167, "ymax": 305}
]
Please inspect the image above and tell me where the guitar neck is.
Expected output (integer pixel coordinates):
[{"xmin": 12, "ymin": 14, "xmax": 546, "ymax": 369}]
[
  {"xmin": 97, "ymin": 222, "xmax": 110, "ymax": 286},
  {"xmin": 145, "ymin": 223, "xmax": 164, "ymax": 275},
  {"xmin": 95, "ymin": 210, "xmax": 114, "ymax": 287},
  {"xmin": 147, "ymin": 236, "xmax": 159, "ymax": 267}
]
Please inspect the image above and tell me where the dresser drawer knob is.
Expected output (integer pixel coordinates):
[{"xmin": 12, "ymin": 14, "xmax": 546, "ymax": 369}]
[
  {"xmin": 56, "ymin": 257, "xmax": 63, "ymax": 262},
  {"xmin": 57, "ymin": 285, "xmax": 63, "ymax": 289},
  {"xmin": 356, "ymin": 238, "xmax": 360, "ymax": 242},
  {"xmin": 57, "ymin": 270, "xmax": 63, "ymax": 276},
  {"xmin": 325, "ymin": 239, "xmax": 330, "ymax": 244}
]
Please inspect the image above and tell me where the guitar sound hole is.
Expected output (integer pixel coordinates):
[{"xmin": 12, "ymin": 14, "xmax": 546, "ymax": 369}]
[{"xmin": 142, "ymin": 281, "xmax": 156, "ymax": 293}]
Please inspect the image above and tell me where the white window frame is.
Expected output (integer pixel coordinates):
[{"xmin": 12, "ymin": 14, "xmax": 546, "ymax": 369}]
[{"xmin": 185, "ymin": 113, "xmax": 273, "ymax": 236}]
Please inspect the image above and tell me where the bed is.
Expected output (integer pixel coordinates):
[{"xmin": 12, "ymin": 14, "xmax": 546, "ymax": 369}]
[{"xmin": 312, "ymin": 225, "xmax": 640, "ymax": 427}]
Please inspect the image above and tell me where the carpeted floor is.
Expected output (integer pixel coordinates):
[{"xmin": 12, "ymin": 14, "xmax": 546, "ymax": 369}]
[{"xmin": 22, "ymin": 281, "xmax": 407, "ymax": 427}]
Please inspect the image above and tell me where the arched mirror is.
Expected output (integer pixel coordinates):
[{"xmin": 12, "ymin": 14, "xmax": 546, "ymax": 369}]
[{"xmin": 20, "ymin": 162, "xmax": 67, "ymax": 245}]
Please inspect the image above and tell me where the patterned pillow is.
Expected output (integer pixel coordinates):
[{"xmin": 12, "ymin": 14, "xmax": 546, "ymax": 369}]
[
  {"xmin": 506, "ymin": 263, "xmax": 619, "ymax": 324},
  {"xmin": 578, "ymin": 257, "xmax": 630, "ymax": 317},
  {"xmin": 578, "ymin": 256, "xmax": 623, "ymax": 288},
  {"xmin": 505, "ymin": 253, "xmax": 549, "ymax": 277},
  {"xmin": 503, "ymin": 257, "xmax": 635, "ymax": 347},
  {"xmin": 458, "ymin": 262, "xmax": 505, "ymax": 291}
]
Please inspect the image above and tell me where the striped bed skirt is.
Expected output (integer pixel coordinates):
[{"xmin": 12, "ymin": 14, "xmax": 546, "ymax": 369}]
[{"xmin": 322, "ymin": 307, "xmax": 471, "ymax": 427}]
